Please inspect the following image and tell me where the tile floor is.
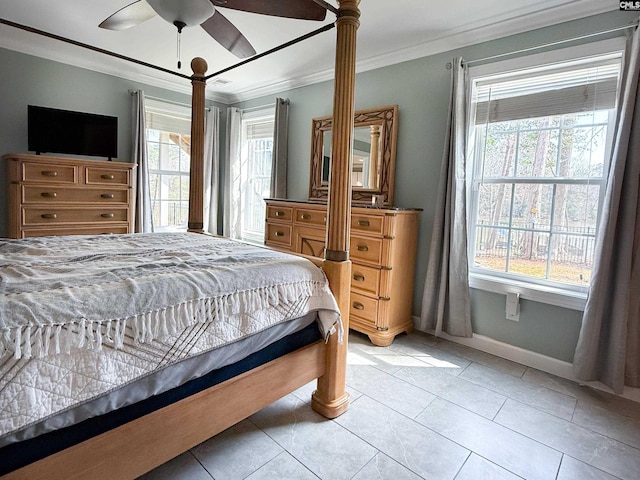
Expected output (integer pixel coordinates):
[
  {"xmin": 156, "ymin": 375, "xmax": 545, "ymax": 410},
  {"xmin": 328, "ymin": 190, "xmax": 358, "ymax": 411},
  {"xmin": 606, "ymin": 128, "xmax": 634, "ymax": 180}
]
[{"xmin": 139, "ymin": 331, "xmax": 640, "ymax": 480}]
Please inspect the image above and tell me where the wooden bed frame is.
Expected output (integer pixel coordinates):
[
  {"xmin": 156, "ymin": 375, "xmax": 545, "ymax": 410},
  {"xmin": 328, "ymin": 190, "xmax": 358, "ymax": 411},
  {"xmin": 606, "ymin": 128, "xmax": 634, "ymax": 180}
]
[{"xmin": 3, "ymin": 1, "xmax": 360, "ymax": 478}]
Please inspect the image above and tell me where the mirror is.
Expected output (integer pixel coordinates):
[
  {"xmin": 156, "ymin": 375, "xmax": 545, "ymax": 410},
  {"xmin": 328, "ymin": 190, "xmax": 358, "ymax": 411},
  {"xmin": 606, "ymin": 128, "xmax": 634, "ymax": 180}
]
[{"xmin": 309, "ymin": 105, "xmax": 398, "ymax": 206}]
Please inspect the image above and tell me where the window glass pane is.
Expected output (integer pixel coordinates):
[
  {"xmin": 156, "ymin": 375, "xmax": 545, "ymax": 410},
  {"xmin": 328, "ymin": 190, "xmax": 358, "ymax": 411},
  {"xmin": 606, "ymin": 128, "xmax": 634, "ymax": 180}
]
[
  {"xmin": 474, "ymin": 226, "xmax": 508, "ymax": 272},
  {"xmin": 149, "ymin": 174, "xmax": 159, "ymax": 200},
  {"xmin": 511, "ymin": 184, "xmax": 553, "ymax": 231},
  {"xmin": 165, "ymin": 175, "xmax": 181, "ymax": 200},
  {"xmin": 568, "ymin": 124, "xmax": 607, "ymax": 178},
  {"xmin": 160, "ymin": 143, "xmax": 180, "ymax": 171},
  {"xmin": 515, "ymin": 121, "xmax": 555, "ymax": 177},
  {"xmin": 476, "ymin": 183, "xmax": 513, "ymax": 227},
  {"xmin": 559, "ymin": 184, "xmax": 601, "ymax": 232},
  {"xmin": 481, "ymin": 127, "xmax": 517, "ymax": 177},
  {"xmin": 147, "ymin": 142, "xmax": 160, "ymax": 170},
  {"xmin": 147, "ymin": 129, "xmax": 160, "ymax": 142},
  {"xmin": 181, "ymin": 176, "xmax": 190, "ymax": 199},
  {"xmin": 548, "ymin": 233, "xmax": 594, "ymax": 285},
  {"xmin": 508, "ymin": 231, "xmax": 550, "ymax": 279}
]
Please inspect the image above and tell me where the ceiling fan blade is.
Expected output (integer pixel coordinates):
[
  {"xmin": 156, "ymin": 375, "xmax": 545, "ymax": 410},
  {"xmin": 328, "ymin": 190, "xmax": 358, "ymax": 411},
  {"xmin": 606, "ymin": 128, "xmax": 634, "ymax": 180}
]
[
  {"xmin": 200, "ymin": 11, "xmax": 256, "ymax": 58},
  {"xmin": 99, "ymin": 0, "xmax": 157, "ymax": 30},
  {"xmin": 211, "ymin": 0, "xmax": 327, "ymax": 21}
]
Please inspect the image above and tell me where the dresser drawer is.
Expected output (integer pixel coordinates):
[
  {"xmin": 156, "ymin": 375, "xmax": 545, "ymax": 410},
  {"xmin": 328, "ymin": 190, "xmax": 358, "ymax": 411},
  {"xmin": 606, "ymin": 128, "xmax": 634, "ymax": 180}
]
[
  {"xmin": 23, "ymin": 207, "xmax": 130, "ymax": 225},
  {"xmin": 266, "ymin": 205, "xmax": 293, "ymax": 222},
  {"xmin": 351, "ymin": 214, "xmax": 384, "ymax": 236},
  {"xmin": 85, "ymin": 167, "xmax": 130, "ymax": 186},
  {"xmin": 22, "ymin": 186, "xmax": 129, "ymax": 204},
  {"xmin": 295, "ymin": 226, "xmax": 326, "ymax": 258},
  {"xmin": 295, "ymin": 208, "xmax": 327, "ymax": 227},
  {"xmin": 351, "ymin": 263, "xmax": 381, "ymax": 296},
  {"xmin": 22, "ymin": 162, "xmax": 77, "ymax": 184},
  {"xmin": 21, "ymin": 225, "xmax": 130, "ymax": 238},
  {"xmin": 265, "ymin": 223, "xmax": 291, "ymax": 247},
  {"xmin": 350, "ymin": 235, "xmax": 383, "ymax": 265},
  {"xmin": 350, "ymin": 292, "xmax": 378, "ymax": 324}
]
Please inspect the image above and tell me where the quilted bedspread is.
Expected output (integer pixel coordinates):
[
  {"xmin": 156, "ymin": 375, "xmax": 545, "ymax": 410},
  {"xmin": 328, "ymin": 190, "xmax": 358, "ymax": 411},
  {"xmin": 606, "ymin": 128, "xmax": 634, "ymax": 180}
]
[{"xmin": 0, "ymin": 233, "xmax": 340, "ymax": 444}]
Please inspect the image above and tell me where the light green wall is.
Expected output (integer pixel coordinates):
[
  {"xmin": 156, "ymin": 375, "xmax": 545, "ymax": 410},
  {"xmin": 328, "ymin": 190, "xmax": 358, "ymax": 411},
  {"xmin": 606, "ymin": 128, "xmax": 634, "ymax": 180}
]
[
  {"xmin": 0, "ymin": 48, "xmax": 225, "ymax": 237},
  {"xmin": 233, "ymin": 10, "xmax": 634, "ymax": 363},
  {"xmin": 0, "ymin": 10, "xmax": 634, "ymax": 363}
]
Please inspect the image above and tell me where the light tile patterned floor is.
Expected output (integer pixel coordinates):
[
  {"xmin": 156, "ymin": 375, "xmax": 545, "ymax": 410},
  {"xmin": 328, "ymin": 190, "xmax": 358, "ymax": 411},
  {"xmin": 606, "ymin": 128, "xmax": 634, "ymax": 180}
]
[{"xmin": 139, "ymin": 331, "xmax": 640, "ymax": 480}]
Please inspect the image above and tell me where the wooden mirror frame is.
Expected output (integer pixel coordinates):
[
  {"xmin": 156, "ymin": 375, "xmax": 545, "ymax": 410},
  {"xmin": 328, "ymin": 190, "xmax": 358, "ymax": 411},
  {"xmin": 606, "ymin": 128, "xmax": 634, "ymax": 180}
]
[{"xmin": 309, "ymin": 105, "xmax": 398, "ymax": 206}]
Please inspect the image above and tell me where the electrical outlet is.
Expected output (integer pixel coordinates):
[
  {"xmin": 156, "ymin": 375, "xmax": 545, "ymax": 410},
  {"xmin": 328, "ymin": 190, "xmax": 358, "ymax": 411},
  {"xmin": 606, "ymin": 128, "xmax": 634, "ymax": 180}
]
[{"xmin": 506, "ymin": 292, "xmax": 520, "ymax": 322}]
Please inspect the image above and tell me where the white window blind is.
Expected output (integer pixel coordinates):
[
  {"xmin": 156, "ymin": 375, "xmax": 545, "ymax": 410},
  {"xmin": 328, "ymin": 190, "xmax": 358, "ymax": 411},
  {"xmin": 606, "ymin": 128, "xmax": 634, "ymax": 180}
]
[
  {"xmin": 474, "ymin": 56, "xmax": 621, "ymax": 124},
  {"xmin": 145, "ymin": 99, "xmax": 191, "ymax": 135}
]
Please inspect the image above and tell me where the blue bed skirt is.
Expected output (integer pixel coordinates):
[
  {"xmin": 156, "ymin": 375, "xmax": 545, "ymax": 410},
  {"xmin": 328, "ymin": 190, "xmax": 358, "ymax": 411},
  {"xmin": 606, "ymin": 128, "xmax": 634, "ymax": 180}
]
[{"xmin": 0, "ymin": 321, "xmax": 322, "ymax": 475}]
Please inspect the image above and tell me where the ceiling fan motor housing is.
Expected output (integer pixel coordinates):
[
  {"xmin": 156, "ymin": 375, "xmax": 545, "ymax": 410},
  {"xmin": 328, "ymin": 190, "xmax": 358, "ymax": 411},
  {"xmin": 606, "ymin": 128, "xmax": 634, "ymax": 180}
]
[{"xmin": 147, "ymin": 0, "xmax": 215, "ymax": 27}]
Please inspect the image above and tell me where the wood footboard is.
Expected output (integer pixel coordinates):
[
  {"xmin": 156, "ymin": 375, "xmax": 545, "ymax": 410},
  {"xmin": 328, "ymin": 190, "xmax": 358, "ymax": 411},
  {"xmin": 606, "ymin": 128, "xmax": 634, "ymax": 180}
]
[{"xmin": 3, "ymin": 341, "xmax": 326, "ymax": 480}]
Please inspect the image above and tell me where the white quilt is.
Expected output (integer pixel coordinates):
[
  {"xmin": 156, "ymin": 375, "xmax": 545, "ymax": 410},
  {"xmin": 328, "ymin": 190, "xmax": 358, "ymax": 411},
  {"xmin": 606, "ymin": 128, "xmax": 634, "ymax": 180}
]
[{"xmin": 0, "ymin": 233, "xmax": 341, "ymax": 445}]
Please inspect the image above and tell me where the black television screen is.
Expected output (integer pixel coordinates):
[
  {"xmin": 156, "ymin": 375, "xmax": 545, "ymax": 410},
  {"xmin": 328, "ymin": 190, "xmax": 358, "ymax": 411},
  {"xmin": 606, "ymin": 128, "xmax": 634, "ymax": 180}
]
[{"xmin": 28, "ymin": 105, "xmax": 118, "ymax": 159}]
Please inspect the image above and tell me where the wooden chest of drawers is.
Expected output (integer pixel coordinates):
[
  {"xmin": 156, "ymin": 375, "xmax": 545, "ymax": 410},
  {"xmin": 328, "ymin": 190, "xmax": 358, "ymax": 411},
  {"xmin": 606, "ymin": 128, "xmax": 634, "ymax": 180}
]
[
  {"xmin": 265, "ymin": 199, "xmax": 420, "ymax": 346},
  {"xmin": 4, "ymin": 153, "xmax": 136, "ymax": 238}
]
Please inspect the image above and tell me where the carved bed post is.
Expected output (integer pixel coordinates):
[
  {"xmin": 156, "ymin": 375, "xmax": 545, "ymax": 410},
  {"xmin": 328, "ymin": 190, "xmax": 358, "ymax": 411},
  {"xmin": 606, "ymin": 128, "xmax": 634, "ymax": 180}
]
[
  {"xmin": 188, "ymin": 57, "xmax": 208, "ymax": 233},
  {"xmin": 312, "ymin": 0, "xmax": 360, "ymax": 419}
]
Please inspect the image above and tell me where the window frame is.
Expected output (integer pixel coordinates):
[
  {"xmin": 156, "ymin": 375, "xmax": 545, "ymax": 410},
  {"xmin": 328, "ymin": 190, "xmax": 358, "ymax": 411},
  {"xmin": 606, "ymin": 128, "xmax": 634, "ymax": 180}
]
[
  {"xmin": 144, "ymin": 99, "xmax": 192, "ymax": 232},
  {"xmin": 237, "ymin": 108, "xmax": 275, "ymax": 244},
  {"xmin": 466, "ymin": 38, "xmax": 626, "ymax": 310}
]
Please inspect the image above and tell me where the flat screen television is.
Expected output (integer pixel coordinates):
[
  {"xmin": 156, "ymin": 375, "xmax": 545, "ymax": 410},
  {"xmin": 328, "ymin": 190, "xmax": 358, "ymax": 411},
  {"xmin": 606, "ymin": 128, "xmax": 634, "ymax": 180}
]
[{"xmin": 28, "ymin": 105, "xmax": 118, "ymax": 160}]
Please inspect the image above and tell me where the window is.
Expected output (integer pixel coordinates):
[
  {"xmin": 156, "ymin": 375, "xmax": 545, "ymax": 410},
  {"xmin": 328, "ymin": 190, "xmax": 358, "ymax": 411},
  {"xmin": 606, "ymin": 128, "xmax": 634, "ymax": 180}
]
[
  {"xmin": 145, "ymin": 100, "xmax": 191, "ymax": 232},
  {"xmin": 238, "ymin": 110, "xmax": 275, "ymax": 243},
  {"xmin": 467, "ymin": 41, "xmax": 624, "ymax": 307}
]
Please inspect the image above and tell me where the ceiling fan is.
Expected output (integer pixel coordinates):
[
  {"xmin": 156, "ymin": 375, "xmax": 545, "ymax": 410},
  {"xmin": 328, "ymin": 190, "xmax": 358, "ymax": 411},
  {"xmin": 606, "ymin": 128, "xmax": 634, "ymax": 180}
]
[{"xmin": 99, "ymin": 0, "xmax": 327, "ymax": 61}]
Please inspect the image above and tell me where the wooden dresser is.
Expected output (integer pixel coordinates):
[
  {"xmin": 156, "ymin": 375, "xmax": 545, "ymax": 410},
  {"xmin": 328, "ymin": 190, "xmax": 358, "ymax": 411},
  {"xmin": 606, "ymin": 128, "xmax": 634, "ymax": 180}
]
[
  {"xmin": 4, "ymin": 153, "xmax": 136, "ymax": 238},
  {"xmin": 265, "ymin": 199, "xmax": 420, "ymax": 346}
]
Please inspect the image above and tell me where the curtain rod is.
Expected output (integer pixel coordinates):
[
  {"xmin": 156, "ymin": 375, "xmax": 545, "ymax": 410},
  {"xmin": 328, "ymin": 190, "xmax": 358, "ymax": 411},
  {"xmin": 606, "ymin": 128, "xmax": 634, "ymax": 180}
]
[
  {"xmin": 463, "ymin": 20, "xmax": 638, "ymax": 67},
  {"xmin": 129, "ymin": 90, "xmax": 215, "ymax": 112},
  {"xmin": 241, "ymin": 102, "xmax": 275, "ymax": 113}
]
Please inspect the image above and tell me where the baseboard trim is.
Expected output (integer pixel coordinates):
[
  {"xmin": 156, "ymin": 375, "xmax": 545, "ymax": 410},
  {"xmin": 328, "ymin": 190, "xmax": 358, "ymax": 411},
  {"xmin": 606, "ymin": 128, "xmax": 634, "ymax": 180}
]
[{"xmin": 412, "ymin": 316, "xmax": 640, "ymax": 403}]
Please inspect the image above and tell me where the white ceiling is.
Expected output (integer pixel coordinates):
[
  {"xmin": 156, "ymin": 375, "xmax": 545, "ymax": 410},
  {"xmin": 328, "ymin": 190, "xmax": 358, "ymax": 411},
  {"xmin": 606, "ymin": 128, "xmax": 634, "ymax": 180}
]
[{"xmin": 0, "ymin": 0, "xmax": 615, "ymax": 103}]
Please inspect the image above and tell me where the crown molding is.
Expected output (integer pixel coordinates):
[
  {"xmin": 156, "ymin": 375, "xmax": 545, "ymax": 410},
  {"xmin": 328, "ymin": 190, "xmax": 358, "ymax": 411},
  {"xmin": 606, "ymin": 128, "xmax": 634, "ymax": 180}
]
[
  {"xmin": 0, "ymin": 1, "xmax": 618, "ymax": 105},
  {"xmin": 225, "ymin": 1, "xmax": 617, "ymax": 103},
  {"xmin": 0, "ymin": 31, "xmax": 231, "ymax": 104}
]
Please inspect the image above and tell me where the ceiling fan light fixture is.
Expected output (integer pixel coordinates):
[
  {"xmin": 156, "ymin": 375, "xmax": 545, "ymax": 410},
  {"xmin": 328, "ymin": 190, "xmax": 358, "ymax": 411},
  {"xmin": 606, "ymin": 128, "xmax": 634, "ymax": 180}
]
[{"xmin": 147, "ymin": 0, "xmax": 215, "ymax": 27}]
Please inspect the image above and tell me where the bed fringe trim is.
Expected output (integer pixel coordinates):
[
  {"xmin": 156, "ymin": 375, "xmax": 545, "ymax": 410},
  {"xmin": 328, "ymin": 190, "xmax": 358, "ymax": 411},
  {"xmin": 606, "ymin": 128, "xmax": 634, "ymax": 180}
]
[{"xmin": 1, "ymin": 281, "xmax": 337, "ymax": 360}]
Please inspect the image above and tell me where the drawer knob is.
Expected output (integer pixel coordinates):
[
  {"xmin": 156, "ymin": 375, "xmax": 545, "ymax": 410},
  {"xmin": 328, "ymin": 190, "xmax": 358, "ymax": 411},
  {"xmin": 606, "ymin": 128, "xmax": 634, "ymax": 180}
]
[
  {"xmin": 101, "ymin": 174, "xmax": 115, "ymax": 180},
  {"xmin": 358, "ymin": 220, "xmax": 371, "ymax": 227},
  {"xmin": 41, "ymin": 213, "xmax": 57, "ymax": 219},
  {"xmin": 357, "ymin": 245, "xmax": 369, "ymax": 252},
  {"xmin": 274, "ymin": 231, "xmax": 284, "ymax": 237},
  {"xmin": 41, "ymin": 170, "xmax": 58, "ymax": 177},
  {"xmin": 101, "ymin": 213, "xmax": 115, "ymax": 218},
  {"xmin": 275, "ymin": 211, "xmax": 285, "ymax": 217},
  {"xmin": 301, "ymin": 214, "xmax": 311, "ymax": 220},
  {"xmin": 101, "ymin": 193, "xmax": 115, "ymax": 199},
  {"xmin": 353, "ymin": 302, "xmax": 365, "ymax": 310},
  {"xmin": 353, "ymin": 274, "xmax": 365, "ymax": 281},
  {"xmin": 41, "ymin": 192, "xmax": 57, "ymax": 198}
]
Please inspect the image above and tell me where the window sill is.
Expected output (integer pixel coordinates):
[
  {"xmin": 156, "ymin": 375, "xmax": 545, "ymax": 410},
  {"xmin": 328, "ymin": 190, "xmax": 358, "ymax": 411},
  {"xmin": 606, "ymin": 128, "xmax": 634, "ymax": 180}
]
[{"xmin": 469, "ymin": 273, "xmax": 587, "ymax": 311}]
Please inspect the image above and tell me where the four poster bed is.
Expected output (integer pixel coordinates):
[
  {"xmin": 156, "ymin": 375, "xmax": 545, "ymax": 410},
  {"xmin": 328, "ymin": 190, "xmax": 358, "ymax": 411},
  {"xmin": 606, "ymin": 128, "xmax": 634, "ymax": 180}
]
[{"xmin": 0, "ymin": 1, "xmax": 361, "ymax": 478}]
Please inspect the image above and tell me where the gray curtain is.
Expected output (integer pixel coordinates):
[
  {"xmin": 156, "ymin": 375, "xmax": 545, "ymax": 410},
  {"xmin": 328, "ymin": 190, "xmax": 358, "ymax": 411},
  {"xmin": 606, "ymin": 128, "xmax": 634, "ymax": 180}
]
[
  {"xmin": 132, "ymin": 90, "xmax": 153, "ymax": 233},
  {"xmin": 203, "ymin": 106, "xmax": 220, "ymax": 235},
  {"xmin": 573, "ymin": 27, "xmax": 640, "ymax": 393},
  {"xmin": 418, "ymin": 58, "xmax": 472, "ymax": 338},
  {"xmin": 224, "ymin": 107, "xmax": 242, "ymax": 239},
  {"xmin": 270, "ymin": 98, "xmax": 289, "ymax": 198}
]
